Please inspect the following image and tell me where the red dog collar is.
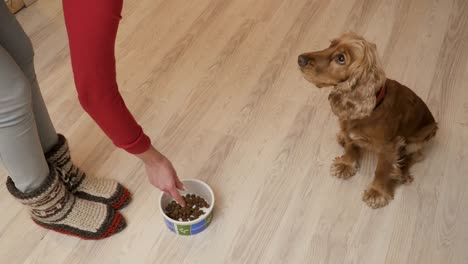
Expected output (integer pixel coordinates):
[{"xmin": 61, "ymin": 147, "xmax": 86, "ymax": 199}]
[{"xmin": 374, "ymin": 84, "xmax": 386, "ymax": 109}]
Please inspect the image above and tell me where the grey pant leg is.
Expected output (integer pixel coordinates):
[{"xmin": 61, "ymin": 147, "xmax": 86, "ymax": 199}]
[
  {"xmin": 0, "ymin": 45, "xmax": 49, "ymax": 193},
  {"xmin": 0, "ymin": 1, "xmax": 58, "ymax": 152}
]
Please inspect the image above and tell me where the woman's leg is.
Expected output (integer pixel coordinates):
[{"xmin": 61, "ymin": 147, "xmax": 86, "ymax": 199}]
[
  {"xmin": 0, "ymin": 1, "xmax": 58, "ymax": 152},
  {"xmin": 1, "ymin": 1, "xmax": 131, "ymax": 208},
  {"xmin": 0, "ymin": 44, "xmax": 48, "ymax": 193}
]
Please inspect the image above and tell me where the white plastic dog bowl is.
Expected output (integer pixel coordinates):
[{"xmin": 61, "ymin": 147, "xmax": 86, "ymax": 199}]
[{"xmin": 159, "ymin": 179, "xmax": 214, "ymax": 236}]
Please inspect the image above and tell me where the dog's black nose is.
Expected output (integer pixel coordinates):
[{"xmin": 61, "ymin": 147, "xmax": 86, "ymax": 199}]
[{"xmin": 298, "ymin": 55, "xmax": 310, "ymax": 67}]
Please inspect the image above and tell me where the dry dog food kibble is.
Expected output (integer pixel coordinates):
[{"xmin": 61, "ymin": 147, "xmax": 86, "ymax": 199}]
[{"xmin": 164, "ymin": 194, "xmax": 210, "ymax": 221}]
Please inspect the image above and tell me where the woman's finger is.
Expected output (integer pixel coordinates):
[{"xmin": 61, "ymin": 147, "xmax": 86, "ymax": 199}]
[
  {"xmin": 169, "ymin": 188, "xmax": 186, "ymax": 207},
  {"xmin": 175, "ymin": 177, "xmax": 186, "ymax": 191}
]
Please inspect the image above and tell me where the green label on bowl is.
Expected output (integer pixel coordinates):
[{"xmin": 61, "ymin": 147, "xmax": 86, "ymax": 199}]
[{"xmin": 176, "ymin": 225, "xmax": 191, "ymax": 236}]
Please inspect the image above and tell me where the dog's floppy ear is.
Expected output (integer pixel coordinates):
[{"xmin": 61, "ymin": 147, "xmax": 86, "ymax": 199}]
[
  {"xmin": 338, "ymin": 38, "xmax": 384, "ymax": 92},
  {"xmin": 330, "ymin": 38, "xmax": 386, "ymax": 120}
]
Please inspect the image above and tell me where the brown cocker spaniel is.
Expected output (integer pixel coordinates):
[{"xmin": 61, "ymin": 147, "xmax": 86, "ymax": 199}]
[{"xmin": 298, "ymin": 32, "xmax": 437, "ymax": 208}]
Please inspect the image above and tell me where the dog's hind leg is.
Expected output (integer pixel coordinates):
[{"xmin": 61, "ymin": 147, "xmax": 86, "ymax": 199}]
[
  {"xmin": 399, "ymin": 154, "xmax": 415, "ymax": 185},
  {"xmin": 398, "ymin": 149, "xmax": 428, "ymax": 185},
  {"xmin": 399, "ymin": 122, "xmax": 438, "ymax": 184},
  {"xmin": 407, "ymin": 123, "xmax": 438, "ymax": 145},
  {"xmin": 336, "ymin": 131, "xmax": 346, "ymax": 147}
]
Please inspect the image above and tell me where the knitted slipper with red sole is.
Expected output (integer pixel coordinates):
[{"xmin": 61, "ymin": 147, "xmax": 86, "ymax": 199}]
[{"xmin": 46, "ymin": 134, "xmax": 132, "ymax": 210}]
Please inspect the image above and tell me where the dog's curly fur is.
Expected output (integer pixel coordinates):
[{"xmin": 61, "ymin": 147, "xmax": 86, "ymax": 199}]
[{"xmin": 298, "ymin": 32, "xmax": 437, "ymax": 208}]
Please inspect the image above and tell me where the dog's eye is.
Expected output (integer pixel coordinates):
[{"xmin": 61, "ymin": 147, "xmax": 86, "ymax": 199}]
[{"xmin": 336, "ymin": 54, "xmax": 345, "ymax": 65}]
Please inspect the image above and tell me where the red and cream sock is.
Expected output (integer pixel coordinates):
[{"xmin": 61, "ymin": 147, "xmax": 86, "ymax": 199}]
[
  {"xmin": 45, "ymin": 134, "xmax": 131, "ymax": 210},
  {"xmin": 6, "ymin": 166, "xmax": 126, "ymax": 240}
]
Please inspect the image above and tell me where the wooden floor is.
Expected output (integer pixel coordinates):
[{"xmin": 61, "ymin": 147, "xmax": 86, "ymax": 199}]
[{"xmin": 1, "ymin": 0, "xmax": 468, "ymax": 263}]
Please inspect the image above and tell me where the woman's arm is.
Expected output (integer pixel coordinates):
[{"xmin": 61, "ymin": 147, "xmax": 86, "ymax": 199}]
[
  {"xmin": 62, "ymin": 0, "xmax": 185, "ymax": 205},
  {"xmin": 63, "ymin": 0, "xmax": 149, "ymax": 154}
]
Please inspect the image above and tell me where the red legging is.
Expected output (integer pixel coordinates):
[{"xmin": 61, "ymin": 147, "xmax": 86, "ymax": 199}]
[{"xmin": 62, "ymin": 0, "xmax": 150, "ymax": 154}]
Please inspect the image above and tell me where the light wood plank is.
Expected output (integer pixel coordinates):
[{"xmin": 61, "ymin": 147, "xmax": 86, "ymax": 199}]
[{"xmin": 1, "ymin": 0, "xmax": 468, "ymax": 263}]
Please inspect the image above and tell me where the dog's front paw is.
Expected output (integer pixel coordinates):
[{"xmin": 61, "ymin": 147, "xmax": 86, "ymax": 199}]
[
  {"xmin": 362, "ymin": 187, "xmax": 393, "ymax": 209},
  {"xmin": 330, "ymin": 156, "xmax": 358, "ymax": 179}
]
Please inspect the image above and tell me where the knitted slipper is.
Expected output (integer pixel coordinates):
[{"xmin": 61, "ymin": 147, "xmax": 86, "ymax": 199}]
[
  {"xmin": 6, "ymin": 166, "xmax": 126, "ymax": 240},
  {"xmin": 45, "ymin": 134, "xmax": 131, "ymax": 210}
]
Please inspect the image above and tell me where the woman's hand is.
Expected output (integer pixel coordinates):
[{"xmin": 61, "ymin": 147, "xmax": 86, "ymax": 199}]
[{"xmin": 136, "ymin": 146, "xmax": 186, "ymax": 206}]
